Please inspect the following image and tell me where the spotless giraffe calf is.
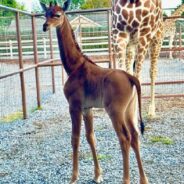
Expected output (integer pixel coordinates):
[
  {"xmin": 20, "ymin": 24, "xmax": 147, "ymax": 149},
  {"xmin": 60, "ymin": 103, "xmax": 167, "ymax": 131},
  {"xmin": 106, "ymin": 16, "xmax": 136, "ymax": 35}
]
[{"xmin": 41, "ymin": 1, "xmax": 148, "ymax": 183}]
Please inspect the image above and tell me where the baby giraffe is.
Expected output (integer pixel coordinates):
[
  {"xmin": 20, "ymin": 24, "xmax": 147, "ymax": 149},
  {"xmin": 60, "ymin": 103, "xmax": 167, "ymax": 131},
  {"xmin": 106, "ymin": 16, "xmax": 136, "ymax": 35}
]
[{"xmin": 41, "ymin": 1, "xmax": 148, "ymax": 184}]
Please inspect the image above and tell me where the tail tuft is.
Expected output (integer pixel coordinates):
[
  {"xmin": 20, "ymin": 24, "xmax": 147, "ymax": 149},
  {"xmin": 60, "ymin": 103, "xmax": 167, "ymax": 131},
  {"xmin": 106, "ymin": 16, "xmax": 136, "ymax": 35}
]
[
  {"xmin": 140, "ymin": 121, "xmax": 145, "ymax": 135},
  {"xmin": 130, "ymin": 0, "xmax": 139, "ymax": 3}
]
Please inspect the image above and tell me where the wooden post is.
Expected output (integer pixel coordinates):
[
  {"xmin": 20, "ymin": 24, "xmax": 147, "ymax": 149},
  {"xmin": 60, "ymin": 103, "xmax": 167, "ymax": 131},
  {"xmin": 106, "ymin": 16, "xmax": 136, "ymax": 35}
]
[
  {"xmin": 49, "ymin": 29, "xmax": 56, "ymax": 93},
  {"xmin": 43, "ymin": 38, "xmax": 47, "ymax": 58},
  {"xmin": 32, "ymin": 15, "xmax": 41, "ymax": 108},
  {"xmin": 62, "ymin": 65, "xmax": 65, "ymax": 85},
  {"xmin": 9, "ymin": 40, "xmax": 13, "ymax": 59},
  {"xmin": 16, "ymin": 12, "xmax": 27, "ymax": 119},
  {"xmin": 107, "ymin": 9, "xmax": 113, "ymax": 69},
  {"xmin": 179, "ymin": 23, "xmax": 182, "ymax": 61}
]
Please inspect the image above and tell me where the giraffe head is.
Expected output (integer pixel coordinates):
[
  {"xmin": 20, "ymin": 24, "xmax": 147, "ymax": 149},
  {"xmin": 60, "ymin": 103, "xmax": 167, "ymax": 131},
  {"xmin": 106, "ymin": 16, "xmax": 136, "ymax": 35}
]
[{"xmin": 41, "ymin": 0, "xmax": 71, "ymax": 32}]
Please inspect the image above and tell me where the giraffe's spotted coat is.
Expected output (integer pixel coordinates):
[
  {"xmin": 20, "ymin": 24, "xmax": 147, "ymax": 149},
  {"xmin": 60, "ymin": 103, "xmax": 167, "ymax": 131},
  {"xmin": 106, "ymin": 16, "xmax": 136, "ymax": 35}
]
[{"xmin": 112, "ymin": 0, "xmax": 163, "ymax": 117}]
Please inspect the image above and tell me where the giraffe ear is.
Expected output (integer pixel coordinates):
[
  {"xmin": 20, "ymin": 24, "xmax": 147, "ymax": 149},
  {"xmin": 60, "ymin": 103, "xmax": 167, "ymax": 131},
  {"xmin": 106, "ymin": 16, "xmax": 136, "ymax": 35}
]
[
  {"xmin": 40, "ymin": 3, "xmax": 48, "ymax": 12},
  {"xmin": 63, "ymin": 0, "xmax": 71, "ymax": 11},
  {"xmin": 49, "ymin": 1, "xmax": 53, "ymax": 7}
]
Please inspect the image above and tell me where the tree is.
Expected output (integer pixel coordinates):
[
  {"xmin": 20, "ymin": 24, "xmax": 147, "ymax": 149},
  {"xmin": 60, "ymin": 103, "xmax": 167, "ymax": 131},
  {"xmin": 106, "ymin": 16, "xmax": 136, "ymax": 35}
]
[
  {"xmin": 0, "ymin": 0, "xmax": 24, "ymax": 9},
  {"xmin": 80, "ymin": 0, "xmax": 111, "ymax": 9},
  {"xmin": 39, "ymin": 0, "xmax": 84, "ymax": 10},
  {"xmin": 0, "ymin": 0, "xmax": 25, "ymax": 32}
]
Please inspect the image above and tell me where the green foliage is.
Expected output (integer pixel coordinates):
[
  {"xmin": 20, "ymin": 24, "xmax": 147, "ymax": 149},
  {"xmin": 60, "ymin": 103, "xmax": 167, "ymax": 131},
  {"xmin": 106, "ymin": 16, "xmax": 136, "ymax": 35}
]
[
  {"xmin": 150, "ymin": 136, "xmax": 174, "ymax": 145},
  {"xmin": 39, "ymin": 0, "xmax": 110, "ymax": 10},
  {"xmin": 0, "ymin": 0, "xmax": 25, "ymax": 32},
  {"xmin": 39, "ymin": 0, "xmax": 84, "ymax": 10},
  {"xmin": 81, "ymin": 0, "xmax": 111, "ymax": 9},
  {"xmin": 163, "ymin": 12, "xmax": 168, "ymax": 17},
  {"xmin": 0, "ymin": 0, "xmax": 24, "ymax": 9}
]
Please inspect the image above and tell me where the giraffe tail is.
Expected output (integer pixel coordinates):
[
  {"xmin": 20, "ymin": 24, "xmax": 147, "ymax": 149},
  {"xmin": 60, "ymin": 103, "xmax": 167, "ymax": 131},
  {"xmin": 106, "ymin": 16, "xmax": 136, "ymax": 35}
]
[
  {"xmin": 127, "ymin": 73, "xmax": 145, "ymax": 135},
  {"xmin": 130, "ymin": 0, "xmax": 139, "ymax": 3}
]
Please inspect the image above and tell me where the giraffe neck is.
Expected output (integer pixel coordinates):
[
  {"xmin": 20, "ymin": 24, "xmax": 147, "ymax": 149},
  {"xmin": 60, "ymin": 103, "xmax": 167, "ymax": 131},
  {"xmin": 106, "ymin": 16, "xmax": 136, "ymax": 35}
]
[
  {"xmin": 172, "ymin": 4, "xmax": 184, "ymax": 16},
  {"xmin": 56, "ymin": 16, "xmax": 83, "ymax": 75}
]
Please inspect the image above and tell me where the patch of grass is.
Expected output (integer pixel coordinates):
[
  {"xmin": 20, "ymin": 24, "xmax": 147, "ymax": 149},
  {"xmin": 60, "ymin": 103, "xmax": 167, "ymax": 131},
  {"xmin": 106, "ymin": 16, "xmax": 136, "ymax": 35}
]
[
  {"xmin": 86, "ymin": 153, "xmax": 112, "ymax": 161},
  {"xmin": 150, "ymin": 136, "xmax": 174, "ymax": 145},
  {"xmin": 79, "ymin": 152, "xmax": 112, "ymax": 161},
  {"xmin": 0, "ymin": 111, "xmax": 23, "ymax": 123},
  {"xmin": 31, "ymin": 106, "xmax": 43, "ymax": 113},
  {"xmin": 97, "ymin": 154, "xmax": 112, "ymax": 160}
]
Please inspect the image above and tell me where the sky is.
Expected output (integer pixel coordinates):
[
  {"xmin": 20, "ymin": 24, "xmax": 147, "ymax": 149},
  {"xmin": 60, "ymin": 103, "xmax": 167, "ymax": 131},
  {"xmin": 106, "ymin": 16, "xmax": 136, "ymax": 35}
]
[{"xmin": 16, "ymin": 0, "xmax": 182, "ymax": 12}]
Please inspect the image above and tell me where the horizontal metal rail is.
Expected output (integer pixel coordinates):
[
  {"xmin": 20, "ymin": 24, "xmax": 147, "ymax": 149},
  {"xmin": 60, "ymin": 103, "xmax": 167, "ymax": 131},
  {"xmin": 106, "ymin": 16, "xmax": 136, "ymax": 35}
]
[
  {"xmin": 142, "ymin": 80, "xmax": 184, "ymax": 86},
  {"xmin": 35, "ymin": 8, "xmax": 111, "ymax": 17},
  {"xmin": 0, "ymin": 58, "xmax": 59, "ymax": 80},
  {"xmin": 0, "ymin": 5, "xmax": 32, "ymax": 15},
  {"xmin": 143, "ymin": 94, "xmax": 184, "ymax": 99}
]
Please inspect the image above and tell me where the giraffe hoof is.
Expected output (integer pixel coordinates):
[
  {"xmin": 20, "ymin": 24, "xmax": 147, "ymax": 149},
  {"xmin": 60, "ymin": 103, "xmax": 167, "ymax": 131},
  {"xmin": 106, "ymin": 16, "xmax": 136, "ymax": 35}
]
[
  {"xmin": 70, "ymin": 176, "xmax": 79, "ymax": 184},
  {"xmin": 148, "ymin": 104, "xmax": 156, "ymax": 118},
  {"xmin": 140, "ymin": 177, "xmax": 149, "ymax": 184},
  {"xmin": 94, "ymin": 175, "xmax": 103, "ymax": 183}
]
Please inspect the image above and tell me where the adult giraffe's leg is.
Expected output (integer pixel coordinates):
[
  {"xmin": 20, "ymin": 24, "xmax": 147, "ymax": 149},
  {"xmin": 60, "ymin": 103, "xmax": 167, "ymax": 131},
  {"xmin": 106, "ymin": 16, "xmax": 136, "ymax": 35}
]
[
  {"xmin": 134, "ymin": 39, "xmax": 149, "ymax": 80},
  {"xmin": 148, "ymin": 36, "xmax": 162, "ymax": 117},
  {"xmin": 169, "ymin": 34, "xmax": 174, "ymax": 59},
  {"xmin": 106, "ymin": 106, "xmax": 131, "ymax": 184},
  {"xmin": 69, "ymin": 106, "xmax": 82, "ymax": 184},
  {"xmin": 113, "ymin": 31, "xmax": 129, "ymax": 70},
  {"xmin": 83, "ymin": 108, "xmax": 103, "ymax": 183},
  {"xmin": 125, "ymin": 44, "xmax": 136, "ymax": 75}
]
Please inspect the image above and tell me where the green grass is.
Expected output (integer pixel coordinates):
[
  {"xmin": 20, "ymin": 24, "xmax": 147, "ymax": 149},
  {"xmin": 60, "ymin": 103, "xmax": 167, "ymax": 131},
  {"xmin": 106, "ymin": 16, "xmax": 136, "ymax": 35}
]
[
  {"xmin": 31, "ymin": 106, "xmax": 43, "ymax": 113},
  {"xmin": 86, "ymin": 153, "xmax": 112, "ymax": 161},
  {"xmin": 79, "ymin": 152, "xmax": 112, "ymax": 161},
  {"xmin": 0, "ymin": 111, "xmax": 23, "ymax": 123},
  {"xmin": 150, "ymin": 136, "xmax": 174, "ymax": 145}
]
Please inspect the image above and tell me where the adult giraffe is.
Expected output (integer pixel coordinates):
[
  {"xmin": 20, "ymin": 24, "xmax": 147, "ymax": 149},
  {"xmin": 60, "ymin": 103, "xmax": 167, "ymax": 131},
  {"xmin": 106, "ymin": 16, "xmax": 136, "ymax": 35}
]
[
  {"xmin": 164, "ymin": 4, "xmax": 184, "ymax": 59},
  {"xmin": 41, "ymin": 1, "xmax": 148, "ymax": 183},
  {"xmin": 112, "ymin": 0, "xmax": 163, "ymax": 117}
]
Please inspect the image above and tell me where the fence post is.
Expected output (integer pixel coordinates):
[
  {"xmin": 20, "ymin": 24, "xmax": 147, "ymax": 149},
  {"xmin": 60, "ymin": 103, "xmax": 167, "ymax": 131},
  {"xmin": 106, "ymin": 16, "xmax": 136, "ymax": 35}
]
[
  {"xmin": 107, "ymin": 9, "xmax": 113, "ymax": 68},
  {"xmin": 49, "ymin": 29, "xmax": 56, "ymax": 93},
  {"xmin": 16, "ymin": 12, "xmax": 27, "ymax": 119},
  {"xmin": 79, "ymin": 15, "xmax": 82, "ymax": 49},
  {"xmin": 32, "ymin": 15, "xmax": 41, "ymax": 108},
  {"xmin": 179, "ymin": 23, "xmax": 182, "ymax": 61},
  {"xmin": 43, "ymin": 38, "xmax": 47, "ymax": 58},
  {"xmin": 9, "ymin": 40, "xmax": 13, "ymax": 59}
]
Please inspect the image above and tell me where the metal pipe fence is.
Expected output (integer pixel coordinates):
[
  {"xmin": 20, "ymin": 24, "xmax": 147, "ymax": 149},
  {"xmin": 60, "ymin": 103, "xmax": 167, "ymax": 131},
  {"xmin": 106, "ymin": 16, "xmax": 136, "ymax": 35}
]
[
  {"xmin": 0, "ymin": 5, "xmax": 184, "ymax": 122},
  {"xmin": 0, "ymin": 6, "xmax": 112, "ymax": 121}
]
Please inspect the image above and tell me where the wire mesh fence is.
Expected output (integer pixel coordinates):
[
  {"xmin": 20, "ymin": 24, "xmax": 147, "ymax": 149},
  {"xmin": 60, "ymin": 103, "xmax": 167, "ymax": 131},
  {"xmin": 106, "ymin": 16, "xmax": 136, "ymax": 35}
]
[{"xmin": 0, "ymin": 5, "xmax": 184, "ymax": 122}]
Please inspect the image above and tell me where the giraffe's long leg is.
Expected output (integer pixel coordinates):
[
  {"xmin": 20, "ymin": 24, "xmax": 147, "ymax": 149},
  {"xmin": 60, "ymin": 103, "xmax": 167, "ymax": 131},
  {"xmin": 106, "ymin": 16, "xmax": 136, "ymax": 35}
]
[
  {"xmin": 83, "ymin": 108, "xmax": 103, "ymax": 183},
  {"xmin": 69, "ymin": 106, "xmax": 82, "ymax": 184},
  {"xmin": 112, "ymin": 31, "xmax": 129, "ymax": 70},
  {"xmin": 125, "ymin": 44, "xmax": 136, "ymax": 75},
  {"xmin": 134, "ymin": 38, "xmax": 150, "ymax": 80},
  {"xmin": 169, "ymin": 34, "xmax": 174, "ymax": 59},
  {"xmin": 106, "ymin": 105, "xmax": 131, "ymax": 184},
  {"xmin": 148, "ymin": 33, "xmax": 162, "ymax": 117},
  {"xmin": 126, "ymin": 94, "xmax": 149, "ymax": 184}
]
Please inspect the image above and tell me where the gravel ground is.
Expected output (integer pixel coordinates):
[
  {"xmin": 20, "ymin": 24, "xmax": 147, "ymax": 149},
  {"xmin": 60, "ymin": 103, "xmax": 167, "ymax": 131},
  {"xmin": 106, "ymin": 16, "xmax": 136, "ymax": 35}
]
[{"xmin": 0, "ymin": 91, "xmax": 184, "ymax": 184}]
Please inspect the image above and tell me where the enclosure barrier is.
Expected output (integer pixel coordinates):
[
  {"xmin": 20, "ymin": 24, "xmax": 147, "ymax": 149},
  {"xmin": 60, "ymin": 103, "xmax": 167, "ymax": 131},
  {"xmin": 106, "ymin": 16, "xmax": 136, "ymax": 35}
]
[
  {"xmin": 0, "ymin": 6, "xmax": 112, "ymax": 120},
  {"xmin": 0, "ymin": 5, "xmax": 184, "ymax": 121}
]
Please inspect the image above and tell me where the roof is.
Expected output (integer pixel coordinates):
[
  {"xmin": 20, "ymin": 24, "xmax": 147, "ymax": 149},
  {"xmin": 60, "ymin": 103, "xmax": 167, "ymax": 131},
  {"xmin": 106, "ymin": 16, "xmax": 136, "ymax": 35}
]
[{"xmin": 70, "ymin": 15, "xmax": 101, "ymax": 28}]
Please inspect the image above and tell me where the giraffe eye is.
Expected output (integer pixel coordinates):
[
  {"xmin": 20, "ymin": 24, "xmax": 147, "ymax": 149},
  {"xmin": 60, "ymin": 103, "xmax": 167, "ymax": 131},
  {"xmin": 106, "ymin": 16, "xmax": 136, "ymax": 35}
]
[{"xmin": 54, "ymin": 12, "xmax": 62, "ymax": 18}]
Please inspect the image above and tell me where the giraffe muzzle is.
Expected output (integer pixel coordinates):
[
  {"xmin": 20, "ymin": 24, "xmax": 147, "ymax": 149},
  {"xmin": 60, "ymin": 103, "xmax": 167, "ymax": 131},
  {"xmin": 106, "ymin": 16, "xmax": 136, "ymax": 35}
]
[{"xmin": 43, "ymin": 23, "xmax": 49, "ymax": 32}]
